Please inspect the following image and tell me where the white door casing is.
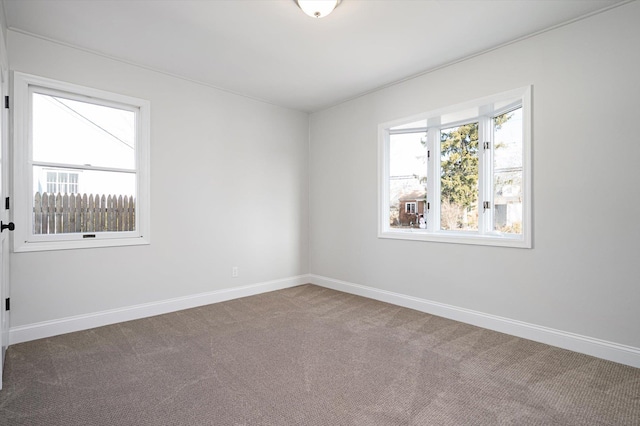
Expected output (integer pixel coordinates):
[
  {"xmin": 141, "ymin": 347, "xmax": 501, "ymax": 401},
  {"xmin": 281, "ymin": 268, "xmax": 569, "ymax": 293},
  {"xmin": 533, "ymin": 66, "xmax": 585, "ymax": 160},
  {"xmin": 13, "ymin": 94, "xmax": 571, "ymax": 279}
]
[{"xmin": 0, "ymin": 55, "xmax": 10, "ymax": 391}]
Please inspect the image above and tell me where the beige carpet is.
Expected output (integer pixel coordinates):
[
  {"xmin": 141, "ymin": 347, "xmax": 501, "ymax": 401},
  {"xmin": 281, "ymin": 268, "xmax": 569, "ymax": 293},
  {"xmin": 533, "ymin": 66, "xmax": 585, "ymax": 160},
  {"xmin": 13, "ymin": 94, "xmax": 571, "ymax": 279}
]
[{"xmin": 0, "ymin": 284, "xmax": 638, "ymax": 425}]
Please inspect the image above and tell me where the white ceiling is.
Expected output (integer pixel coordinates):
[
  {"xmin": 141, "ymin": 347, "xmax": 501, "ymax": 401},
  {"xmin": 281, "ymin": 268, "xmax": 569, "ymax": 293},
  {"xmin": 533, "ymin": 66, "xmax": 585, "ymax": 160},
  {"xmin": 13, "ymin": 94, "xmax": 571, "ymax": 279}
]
[{"xmin": 2, "ymin": 0, "xmax": 627, "ymax": 112}]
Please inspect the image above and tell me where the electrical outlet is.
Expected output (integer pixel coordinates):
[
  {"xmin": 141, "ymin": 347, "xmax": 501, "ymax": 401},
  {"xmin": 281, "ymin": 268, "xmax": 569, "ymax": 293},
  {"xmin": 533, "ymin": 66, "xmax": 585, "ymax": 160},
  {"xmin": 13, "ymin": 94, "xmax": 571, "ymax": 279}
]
[{"xmin": 232, "ymin": 266, "xmax": 239, "ymax": 278}]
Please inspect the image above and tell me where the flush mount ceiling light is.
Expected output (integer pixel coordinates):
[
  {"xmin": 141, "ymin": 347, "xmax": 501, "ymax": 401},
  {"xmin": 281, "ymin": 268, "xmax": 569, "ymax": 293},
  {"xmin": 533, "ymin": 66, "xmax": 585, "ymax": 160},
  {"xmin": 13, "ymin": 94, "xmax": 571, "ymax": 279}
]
[{"xmin": 296, "ymin": 0, "xmax": 341, "ymax": 18}]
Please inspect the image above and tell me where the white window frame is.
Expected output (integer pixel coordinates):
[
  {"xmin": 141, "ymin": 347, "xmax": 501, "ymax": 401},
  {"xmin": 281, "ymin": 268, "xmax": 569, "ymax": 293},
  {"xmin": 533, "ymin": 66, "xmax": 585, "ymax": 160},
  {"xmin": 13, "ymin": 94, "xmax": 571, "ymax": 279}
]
[
  {"xmin": 378, "ymin": 86, "xmax": 532, "ymax": 248},
  {"xmin": 12, "ymin": 72, "xmax": 151, "ymax": 252}
]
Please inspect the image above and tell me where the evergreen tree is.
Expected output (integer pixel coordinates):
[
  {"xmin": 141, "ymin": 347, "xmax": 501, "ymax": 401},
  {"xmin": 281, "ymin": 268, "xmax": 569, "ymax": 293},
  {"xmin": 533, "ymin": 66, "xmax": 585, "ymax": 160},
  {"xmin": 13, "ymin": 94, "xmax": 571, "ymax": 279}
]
[
  {"xmin": 440, "ymin": 122, "xmax": 479, "ymax": 211},
  {"xmin": 438, "ymin": 112, "xmax": 512, "ymax": 229}
]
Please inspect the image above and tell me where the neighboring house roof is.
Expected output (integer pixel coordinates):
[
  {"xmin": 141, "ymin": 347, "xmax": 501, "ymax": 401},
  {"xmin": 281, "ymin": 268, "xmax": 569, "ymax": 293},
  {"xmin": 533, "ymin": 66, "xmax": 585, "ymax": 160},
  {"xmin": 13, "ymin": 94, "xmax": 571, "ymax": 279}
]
[{"xmin": 399, "ymin": 190, "xmax": 426, "ymax": 201}]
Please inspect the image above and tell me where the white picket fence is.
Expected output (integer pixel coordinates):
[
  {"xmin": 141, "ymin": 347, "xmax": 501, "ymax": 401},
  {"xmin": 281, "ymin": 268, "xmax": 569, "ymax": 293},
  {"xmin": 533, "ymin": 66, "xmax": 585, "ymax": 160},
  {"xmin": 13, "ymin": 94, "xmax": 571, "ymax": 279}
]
[{"xmin": 33, "ymin": 192, "xmax": 135, "ymax": 234}]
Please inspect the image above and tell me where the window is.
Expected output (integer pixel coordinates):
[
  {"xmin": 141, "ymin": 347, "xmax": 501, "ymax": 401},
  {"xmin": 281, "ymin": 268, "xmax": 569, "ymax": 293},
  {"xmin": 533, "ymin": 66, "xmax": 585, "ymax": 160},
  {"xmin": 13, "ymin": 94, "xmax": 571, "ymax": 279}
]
[
  {"xmin": 12, "ymin": 72, "xmax": 150, "ymax": 251},
  {"xmin": 405, "ymin": 202, "xmax": 416, "ymax": 214},
  {"xmin": 379, "ymin": 86, "xmax": 531, "ymax": 248},
  {"xmin": 45, "ymin": 171, "xmax": 79, "ymax": 195}
]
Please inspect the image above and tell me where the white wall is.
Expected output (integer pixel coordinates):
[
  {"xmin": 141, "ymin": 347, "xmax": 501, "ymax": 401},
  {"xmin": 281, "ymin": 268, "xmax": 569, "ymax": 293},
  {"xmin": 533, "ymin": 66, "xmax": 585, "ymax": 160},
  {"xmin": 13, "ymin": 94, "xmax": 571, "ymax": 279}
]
[
  {"xmin": 309, "ymin": 3, "xmax": 640, "ymax": 348},
  {"xmin": 8, "ymin": 31, "xmax": 309, "ymax": 328}
]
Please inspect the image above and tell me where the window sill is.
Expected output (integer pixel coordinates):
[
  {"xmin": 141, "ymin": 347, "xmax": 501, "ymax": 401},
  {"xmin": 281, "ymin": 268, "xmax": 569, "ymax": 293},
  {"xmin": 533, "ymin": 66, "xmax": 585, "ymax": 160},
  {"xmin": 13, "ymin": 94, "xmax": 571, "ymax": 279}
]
[
  {"xmin": 13, "ymin": 236, "xmax": 150, "ymax": 253},
  {"xmin": 378, "ymin": 229, "xmax": 531, "ymax": 248}
]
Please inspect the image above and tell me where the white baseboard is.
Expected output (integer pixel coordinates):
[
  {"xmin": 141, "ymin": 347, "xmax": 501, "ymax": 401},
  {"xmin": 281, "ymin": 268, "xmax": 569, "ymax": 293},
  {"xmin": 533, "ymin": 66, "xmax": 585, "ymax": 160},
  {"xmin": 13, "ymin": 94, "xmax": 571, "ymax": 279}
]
[
  {"xmin": 9, "ymin": 275, "xmax": 309, "ymax": 345},
  {"xmin": 309, "ymin": 274, "xmax": 640, "ymax": 369},
  {"xmin": 11, "ymin": 274, "xmax": 640, "ymax": 368}
]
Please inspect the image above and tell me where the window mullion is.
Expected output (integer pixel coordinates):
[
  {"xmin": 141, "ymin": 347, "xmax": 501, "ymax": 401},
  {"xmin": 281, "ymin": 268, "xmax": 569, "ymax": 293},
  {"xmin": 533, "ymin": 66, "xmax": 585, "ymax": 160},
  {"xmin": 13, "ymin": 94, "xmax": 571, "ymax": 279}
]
[
  {"xmin": 487, "ymin": 116, "xmax": 496, "ymax": 234},
  {"xmin": 426, "ymin": 124, "xmax": 439, "ymax": 232},
  {"xmin": 478, "ymin": 116, "xmax": 492, "ymax": 234}
]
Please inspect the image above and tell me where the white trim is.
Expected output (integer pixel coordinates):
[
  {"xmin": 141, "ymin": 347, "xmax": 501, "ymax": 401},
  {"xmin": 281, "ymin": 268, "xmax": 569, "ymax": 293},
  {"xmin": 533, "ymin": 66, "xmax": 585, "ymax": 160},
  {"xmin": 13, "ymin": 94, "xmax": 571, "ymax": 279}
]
[
  {"xmin": 11, "ymin": 273, "xmax": 639, "ymax": 368},
  {"xmin": 379, "ymin": 86, "xmax": 532, "ymax": 249},
  {"xmin": 9, "ymin": 275, "xmax": 309, "ymax": 345},
  {"xmin": 378, "ymin": 229, "xmax": 530, "ymax": 248},
  {"xmin": 0, "ymin": 4, "xmax": 8, "ymax": 391},
  {"xmin": 309, "ymin": 274, "xmax": 640, "ymax": 368},
  {"xmin": 11, "ymin": 72, "xmax": 152, "ymax": 252}
]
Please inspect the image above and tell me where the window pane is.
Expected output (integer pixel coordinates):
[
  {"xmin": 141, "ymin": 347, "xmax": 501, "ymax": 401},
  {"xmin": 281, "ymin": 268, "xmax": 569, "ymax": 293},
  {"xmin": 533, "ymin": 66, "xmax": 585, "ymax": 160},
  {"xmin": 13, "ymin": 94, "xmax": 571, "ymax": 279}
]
[
  {"xmin": 32, "ymin": 92, "xmax": 136, "ymax": 169},
  {"xmin": 33, "ymin": 166, "xmax": 136, "ymax": 234},
  {"xmin": 440, "ymin": 122, "xmax": 479, "ymax": 231},
  {"xmin": 493, "ymin": 108, "xmax": 523, "ymax": 234},
  {"xmin": 389, "ymin": 132, "xmax": 427, "ymax": 229},
  {"xmin": 59, "ymin": 172, "xmax": 68, "ymax": 194},
  {"xmin": 46, "ymin": 171, "xmax": 57, "ymax": 194},
  {"xmin": 69, "ymin": 174, "xmax": 79, "ymax": 193}
]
